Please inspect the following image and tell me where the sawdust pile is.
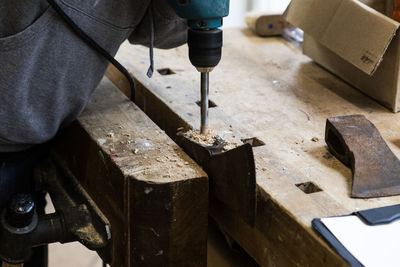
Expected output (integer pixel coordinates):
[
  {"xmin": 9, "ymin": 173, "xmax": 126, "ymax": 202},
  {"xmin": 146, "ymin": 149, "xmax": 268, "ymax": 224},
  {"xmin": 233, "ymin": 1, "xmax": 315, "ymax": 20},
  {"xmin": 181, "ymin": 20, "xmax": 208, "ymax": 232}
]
[
  {"xmin": 184, "ymin": 129, "xmax": 218, "ymax": 146},
  {"xmin": 223, "ymin": 143, "xmax": 238, "ymax": 151},
  {"xmin": 184, "ymin": 129, "xmax": 240, "ymax": 151}
]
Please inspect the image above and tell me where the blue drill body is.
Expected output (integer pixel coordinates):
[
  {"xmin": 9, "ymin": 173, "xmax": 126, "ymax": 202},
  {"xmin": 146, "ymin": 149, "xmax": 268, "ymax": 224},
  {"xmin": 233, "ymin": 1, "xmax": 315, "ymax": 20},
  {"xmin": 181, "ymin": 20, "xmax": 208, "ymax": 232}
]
[
  {"xmin": 168, "ymin": 0, "xmax": 230, "ymax": 134},
  {"xmin": 168, "ymin": 0, "xmax": 230, "ymax": 29}
]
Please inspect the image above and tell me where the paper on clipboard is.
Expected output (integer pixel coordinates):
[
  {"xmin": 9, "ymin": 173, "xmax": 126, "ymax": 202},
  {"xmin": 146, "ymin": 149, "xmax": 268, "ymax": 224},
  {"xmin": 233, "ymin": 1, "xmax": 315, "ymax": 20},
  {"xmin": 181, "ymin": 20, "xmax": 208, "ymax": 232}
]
[{"xmin": 321, "ymin": 216, "xmax": 400, "ymax": 267}]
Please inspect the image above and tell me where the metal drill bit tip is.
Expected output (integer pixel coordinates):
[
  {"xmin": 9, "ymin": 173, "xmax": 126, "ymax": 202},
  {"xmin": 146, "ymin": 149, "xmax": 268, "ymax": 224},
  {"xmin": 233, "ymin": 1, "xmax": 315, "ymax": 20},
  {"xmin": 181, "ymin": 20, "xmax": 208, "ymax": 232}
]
[{"xmin": 200, "ymin": 72, "xmax": 209, "ymax": 134}]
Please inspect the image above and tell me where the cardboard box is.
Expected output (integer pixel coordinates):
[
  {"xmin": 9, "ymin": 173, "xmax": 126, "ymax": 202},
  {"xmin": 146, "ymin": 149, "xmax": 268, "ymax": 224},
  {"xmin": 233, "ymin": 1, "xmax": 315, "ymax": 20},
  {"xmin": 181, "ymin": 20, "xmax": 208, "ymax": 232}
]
[
  {"xmin": 285, "ymin": 0, "xmax": 400, "ymax": 112},
  {"xmin": 361, "ymin": 0, "xmax": 389, "ymax": 14}
]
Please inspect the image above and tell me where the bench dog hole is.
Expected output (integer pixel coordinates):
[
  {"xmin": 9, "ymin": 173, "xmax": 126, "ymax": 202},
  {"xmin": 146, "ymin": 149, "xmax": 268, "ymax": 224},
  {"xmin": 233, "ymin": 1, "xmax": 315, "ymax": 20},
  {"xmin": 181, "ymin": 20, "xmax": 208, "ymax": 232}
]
[
  {"xmin": 296, "ymin": 182, "xmax": 322, "ymax": 194},
  {"xmin": 157, "ymin": 68, "xmax": 176, "ymax": 75},
  {"xmin": 241, "ymin": 137, "xmax": 265, "ymax": 147},
  {"xmin": 195, "ymin": 100, "xmax": 217, "ymax": 108}
]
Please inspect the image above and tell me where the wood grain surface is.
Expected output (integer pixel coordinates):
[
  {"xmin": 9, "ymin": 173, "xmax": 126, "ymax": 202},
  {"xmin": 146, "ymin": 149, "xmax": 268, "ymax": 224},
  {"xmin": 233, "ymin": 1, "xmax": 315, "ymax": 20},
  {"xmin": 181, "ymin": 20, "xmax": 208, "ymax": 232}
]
[
  {"xmin": 107, "ymin": 28, "xmax": 400, "ymax": 266},
  {"xmin": 53, "ymin": 78, "xmax": 208, "ymax": 267}
]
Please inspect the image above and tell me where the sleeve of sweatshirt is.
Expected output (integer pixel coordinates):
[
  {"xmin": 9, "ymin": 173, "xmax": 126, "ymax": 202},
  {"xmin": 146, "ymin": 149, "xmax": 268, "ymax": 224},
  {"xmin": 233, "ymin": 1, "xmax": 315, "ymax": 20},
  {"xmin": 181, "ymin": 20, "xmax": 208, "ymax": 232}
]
[{"xmin": 128, "ymin": 0, "xmax": 188, "ymax": 49}]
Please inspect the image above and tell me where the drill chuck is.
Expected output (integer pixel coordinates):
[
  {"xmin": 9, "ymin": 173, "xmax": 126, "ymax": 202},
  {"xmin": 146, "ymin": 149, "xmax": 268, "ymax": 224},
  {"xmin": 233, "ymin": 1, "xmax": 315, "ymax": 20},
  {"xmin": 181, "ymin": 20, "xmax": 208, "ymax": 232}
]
[
  {"xmin": 168, "ymin": 0, "xmax": 229, "ymax": 133},
  {"xmin": 188, "ymin": 28, "xmax": 223, "ymax": 70}
]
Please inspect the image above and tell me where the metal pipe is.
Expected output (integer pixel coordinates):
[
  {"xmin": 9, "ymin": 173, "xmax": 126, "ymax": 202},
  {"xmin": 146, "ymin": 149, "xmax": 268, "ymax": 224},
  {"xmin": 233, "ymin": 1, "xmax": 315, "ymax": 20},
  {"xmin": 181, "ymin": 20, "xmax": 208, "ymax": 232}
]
[
  {"xmin": 200, "ymin": 72, "xmax": 209, "ymax": 134},
  {"xmin": 30, "ymin": 213, "xmax": 69, "ymax": 246}
]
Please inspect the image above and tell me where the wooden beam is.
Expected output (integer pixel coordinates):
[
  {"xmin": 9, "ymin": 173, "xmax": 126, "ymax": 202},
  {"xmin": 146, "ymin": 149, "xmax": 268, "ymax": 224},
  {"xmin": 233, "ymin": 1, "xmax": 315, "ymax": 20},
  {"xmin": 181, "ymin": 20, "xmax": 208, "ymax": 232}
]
[{"xmin": 53, "ymin": 78, "xmax": 208, "ymax": 267}]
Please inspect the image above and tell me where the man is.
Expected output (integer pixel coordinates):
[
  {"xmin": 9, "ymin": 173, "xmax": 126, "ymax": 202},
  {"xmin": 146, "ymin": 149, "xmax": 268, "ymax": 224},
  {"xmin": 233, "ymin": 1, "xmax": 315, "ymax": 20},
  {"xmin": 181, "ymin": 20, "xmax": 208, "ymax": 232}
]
[{"xmin": 0, "ymin": 0, "xmax": 187, "ymax": 265}]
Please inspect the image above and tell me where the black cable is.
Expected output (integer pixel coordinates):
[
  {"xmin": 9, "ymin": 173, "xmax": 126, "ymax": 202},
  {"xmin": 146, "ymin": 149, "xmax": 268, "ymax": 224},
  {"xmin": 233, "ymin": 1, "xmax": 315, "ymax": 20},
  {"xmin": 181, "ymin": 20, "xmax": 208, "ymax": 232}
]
[{"xmin": 46, "ymin": 0, "xmax": 136, "ymax": 102}]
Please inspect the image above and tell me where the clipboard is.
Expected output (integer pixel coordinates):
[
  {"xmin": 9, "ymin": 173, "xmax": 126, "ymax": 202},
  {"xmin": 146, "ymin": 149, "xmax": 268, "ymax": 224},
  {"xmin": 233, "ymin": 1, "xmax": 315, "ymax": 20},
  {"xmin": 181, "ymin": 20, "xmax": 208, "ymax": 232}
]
[{"xmin": 312, "ymin": 204, "xmax": 400, "ymax": 267}]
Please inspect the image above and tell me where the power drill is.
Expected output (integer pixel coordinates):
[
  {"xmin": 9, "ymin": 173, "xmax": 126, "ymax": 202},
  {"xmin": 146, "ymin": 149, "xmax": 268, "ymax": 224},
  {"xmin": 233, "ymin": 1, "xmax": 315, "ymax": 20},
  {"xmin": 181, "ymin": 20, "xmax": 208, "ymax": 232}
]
[{"xmin": 168, "ymin": 0, "xmax": 230, "ymax": 134}]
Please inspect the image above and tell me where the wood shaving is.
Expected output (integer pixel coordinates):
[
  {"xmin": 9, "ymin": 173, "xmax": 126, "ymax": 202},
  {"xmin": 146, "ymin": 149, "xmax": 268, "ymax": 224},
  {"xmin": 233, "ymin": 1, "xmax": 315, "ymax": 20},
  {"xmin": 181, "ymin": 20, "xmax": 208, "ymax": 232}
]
[
  {"xmin": 222, "ymin": 143, "xmax": 238, "ymax": 151},
  {"xmin": 311, "ymin": 137, "xmax": 319, "ymax": 142},
  {"xmin": 184, "ymin": 130, "xmax": 218, "ymax": 146},
  {"xmin": 184, "ymin": 129, "xmax": 240, "ymax": 151}
]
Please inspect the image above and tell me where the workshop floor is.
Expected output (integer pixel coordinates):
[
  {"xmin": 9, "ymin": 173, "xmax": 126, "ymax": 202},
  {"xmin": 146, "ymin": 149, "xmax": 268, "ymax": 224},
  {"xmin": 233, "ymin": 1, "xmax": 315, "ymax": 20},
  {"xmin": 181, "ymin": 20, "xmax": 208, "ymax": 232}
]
[{"xmin": 46, "ymin": 196, "xmax": 258, "ymax": 267}]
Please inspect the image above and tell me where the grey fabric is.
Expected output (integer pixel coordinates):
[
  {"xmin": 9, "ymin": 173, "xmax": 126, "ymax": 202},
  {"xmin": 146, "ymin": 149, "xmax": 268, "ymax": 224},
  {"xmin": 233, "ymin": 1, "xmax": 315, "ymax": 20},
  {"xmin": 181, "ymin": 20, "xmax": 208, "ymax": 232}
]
[
  {"xmin": 129, "ymin": 0, "xmax": 188, "ymax": 49},
  {"xmin": 0, "ymin": 0, "xmax": 187, "ymax": 152},
  {"xmin": 0, "ymin": 0, "xmax": 49, "ymax": 38}
]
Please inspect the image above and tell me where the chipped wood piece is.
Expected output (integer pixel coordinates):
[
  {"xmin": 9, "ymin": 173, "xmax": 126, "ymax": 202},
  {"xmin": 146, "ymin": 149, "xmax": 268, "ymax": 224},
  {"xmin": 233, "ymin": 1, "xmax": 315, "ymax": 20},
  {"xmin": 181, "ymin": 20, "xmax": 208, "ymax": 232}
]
[{"xmin": 53, "ymin": 78, "xmax": 208, "ymax": 267}]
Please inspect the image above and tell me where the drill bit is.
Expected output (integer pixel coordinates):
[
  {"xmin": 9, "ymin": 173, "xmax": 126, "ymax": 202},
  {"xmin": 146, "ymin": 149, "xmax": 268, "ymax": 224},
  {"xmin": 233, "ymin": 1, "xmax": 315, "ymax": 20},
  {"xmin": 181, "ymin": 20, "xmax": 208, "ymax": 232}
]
[{"xmin": 200, "ymin": 72, "xmax": 209, "ymax": 134}]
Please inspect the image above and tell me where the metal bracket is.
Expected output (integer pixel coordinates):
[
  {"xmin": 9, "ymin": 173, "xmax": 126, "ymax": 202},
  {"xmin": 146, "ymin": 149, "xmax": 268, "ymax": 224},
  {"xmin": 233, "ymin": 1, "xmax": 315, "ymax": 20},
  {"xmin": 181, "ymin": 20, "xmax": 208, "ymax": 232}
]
[
  {"xmin": 0, "ymin": 155, "xmax": 111, "ymax": 265},
  {"xmin": 36, "ymin": 155, "xmax": 112, "ymax": 262}
]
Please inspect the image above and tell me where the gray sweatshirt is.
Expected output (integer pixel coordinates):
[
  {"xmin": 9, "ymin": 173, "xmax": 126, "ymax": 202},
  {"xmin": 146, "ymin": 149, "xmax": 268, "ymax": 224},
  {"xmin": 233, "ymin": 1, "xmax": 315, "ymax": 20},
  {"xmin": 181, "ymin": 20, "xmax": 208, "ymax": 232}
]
[{"xmin": 0, "ymin": 0, "xmax": 187, "ymax": 152}]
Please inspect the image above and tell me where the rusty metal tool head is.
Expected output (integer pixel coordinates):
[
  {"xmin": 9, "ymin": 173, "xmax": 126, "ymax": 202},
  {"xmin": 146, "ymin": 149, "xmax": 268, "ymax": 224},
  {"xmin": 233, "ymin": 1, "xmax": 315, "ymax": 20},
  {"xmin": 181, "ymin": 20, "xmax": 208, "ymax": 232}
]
[
  {"xmin": 326, "ymin": 114, "xmax": 400, "ymax": 198},
  {"xmin": 177, "ymin": 134, "xmax": 256, "ymax": 226}
]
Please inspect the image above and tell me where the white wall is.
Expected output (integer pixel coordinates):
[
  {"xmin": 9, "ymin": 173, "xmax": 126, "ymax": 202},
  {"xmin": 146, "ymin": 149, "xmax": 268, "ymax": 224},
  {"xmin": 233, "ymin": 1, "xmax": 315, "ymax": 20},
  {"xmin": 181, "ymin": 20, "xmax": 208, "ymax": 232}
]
[
  {"xmin": 224, "ymin": 1, "xmax": 248, "ymax": 27},
  {"xmin": 224, "ymin": 0, "xmax": 291, "ymax": 28},
  {"xmin": 250, "ymin": 0, "xmax": 291, "ymax": 12}
]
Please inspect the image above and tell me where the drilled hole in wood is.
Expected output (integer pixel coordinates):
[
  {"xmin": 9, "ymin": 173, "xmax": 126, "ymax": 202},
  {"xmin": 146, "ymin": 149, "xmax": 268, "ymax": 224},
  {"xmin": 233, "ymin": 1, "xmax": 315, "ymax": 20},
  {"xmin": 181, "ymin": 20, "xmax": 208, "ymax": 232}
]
[
  {"xmin": 296, "ymin": 182, "xmax": 322, "ymax": 194},
  {"xmin": 157, "ymin": 68, "xmax": 176, "ymax": 75},
  {"xmin": 195, "ymin": 100, "xmax": 217, "ymax": 108},
  {"xmin": 241, "ymin": 137, "xmax": 265, "ymax": 147}
]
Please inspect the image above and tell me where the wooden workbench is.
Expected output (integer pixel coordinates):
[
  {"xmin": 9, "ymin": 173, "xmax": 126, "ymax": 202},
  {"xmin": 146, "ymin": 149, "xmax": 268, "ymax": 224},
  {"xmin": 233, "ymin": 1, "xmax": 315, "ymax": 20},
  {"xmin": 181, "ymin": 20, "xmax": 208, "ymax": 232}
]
[
  {"xmin": 108, "ymin": 28, "xmax": 400, "ymax": 266},
  {"xmin": 52, "ymin": 78, "xmax": 208, "ymax": 267}
]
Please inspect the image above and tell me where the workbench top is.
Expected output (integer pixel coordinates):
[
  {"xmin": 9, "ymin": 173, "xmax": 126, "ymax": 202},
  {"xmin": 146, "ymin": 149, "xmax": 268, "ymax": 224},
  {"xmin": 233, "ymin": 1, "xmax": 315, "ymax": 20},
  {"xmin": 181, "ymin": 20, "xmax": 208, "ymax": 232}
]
[{"xmin": 110, "ymin": 28, "xmax": 400, "ymax": 266}]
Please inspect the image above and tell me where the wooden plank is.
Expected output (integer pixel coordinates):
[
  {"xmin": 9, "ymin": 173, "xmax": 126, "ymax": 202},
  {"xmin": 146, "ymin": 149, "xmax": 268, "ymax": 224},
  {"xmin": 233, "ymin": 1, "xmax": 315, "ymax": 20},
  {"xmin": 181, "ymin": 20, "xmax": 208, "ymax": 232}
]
[
  {"xmin": 109, "ymin": 28, "xmax": 400, "ymax": 266},
  {"xmin": 53, "ymin": 78, "xmax": 208, "ymax": 267}
]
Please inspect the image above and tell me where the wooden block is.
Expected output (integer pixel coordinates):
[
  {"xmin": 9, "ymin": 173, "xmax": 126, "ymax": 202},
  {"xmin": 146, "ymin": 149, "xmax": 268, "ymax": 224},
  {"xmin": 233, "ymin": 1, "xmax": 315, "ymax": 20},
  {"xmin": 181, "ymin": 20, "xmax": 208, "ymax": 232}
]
[
  {"xmin": 53, "ymin": 78, "xmax": 208, "ymax": 267},
  {"xmin": 245, "ymin": 12, "xmax": 285, "ymax": 37}
]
